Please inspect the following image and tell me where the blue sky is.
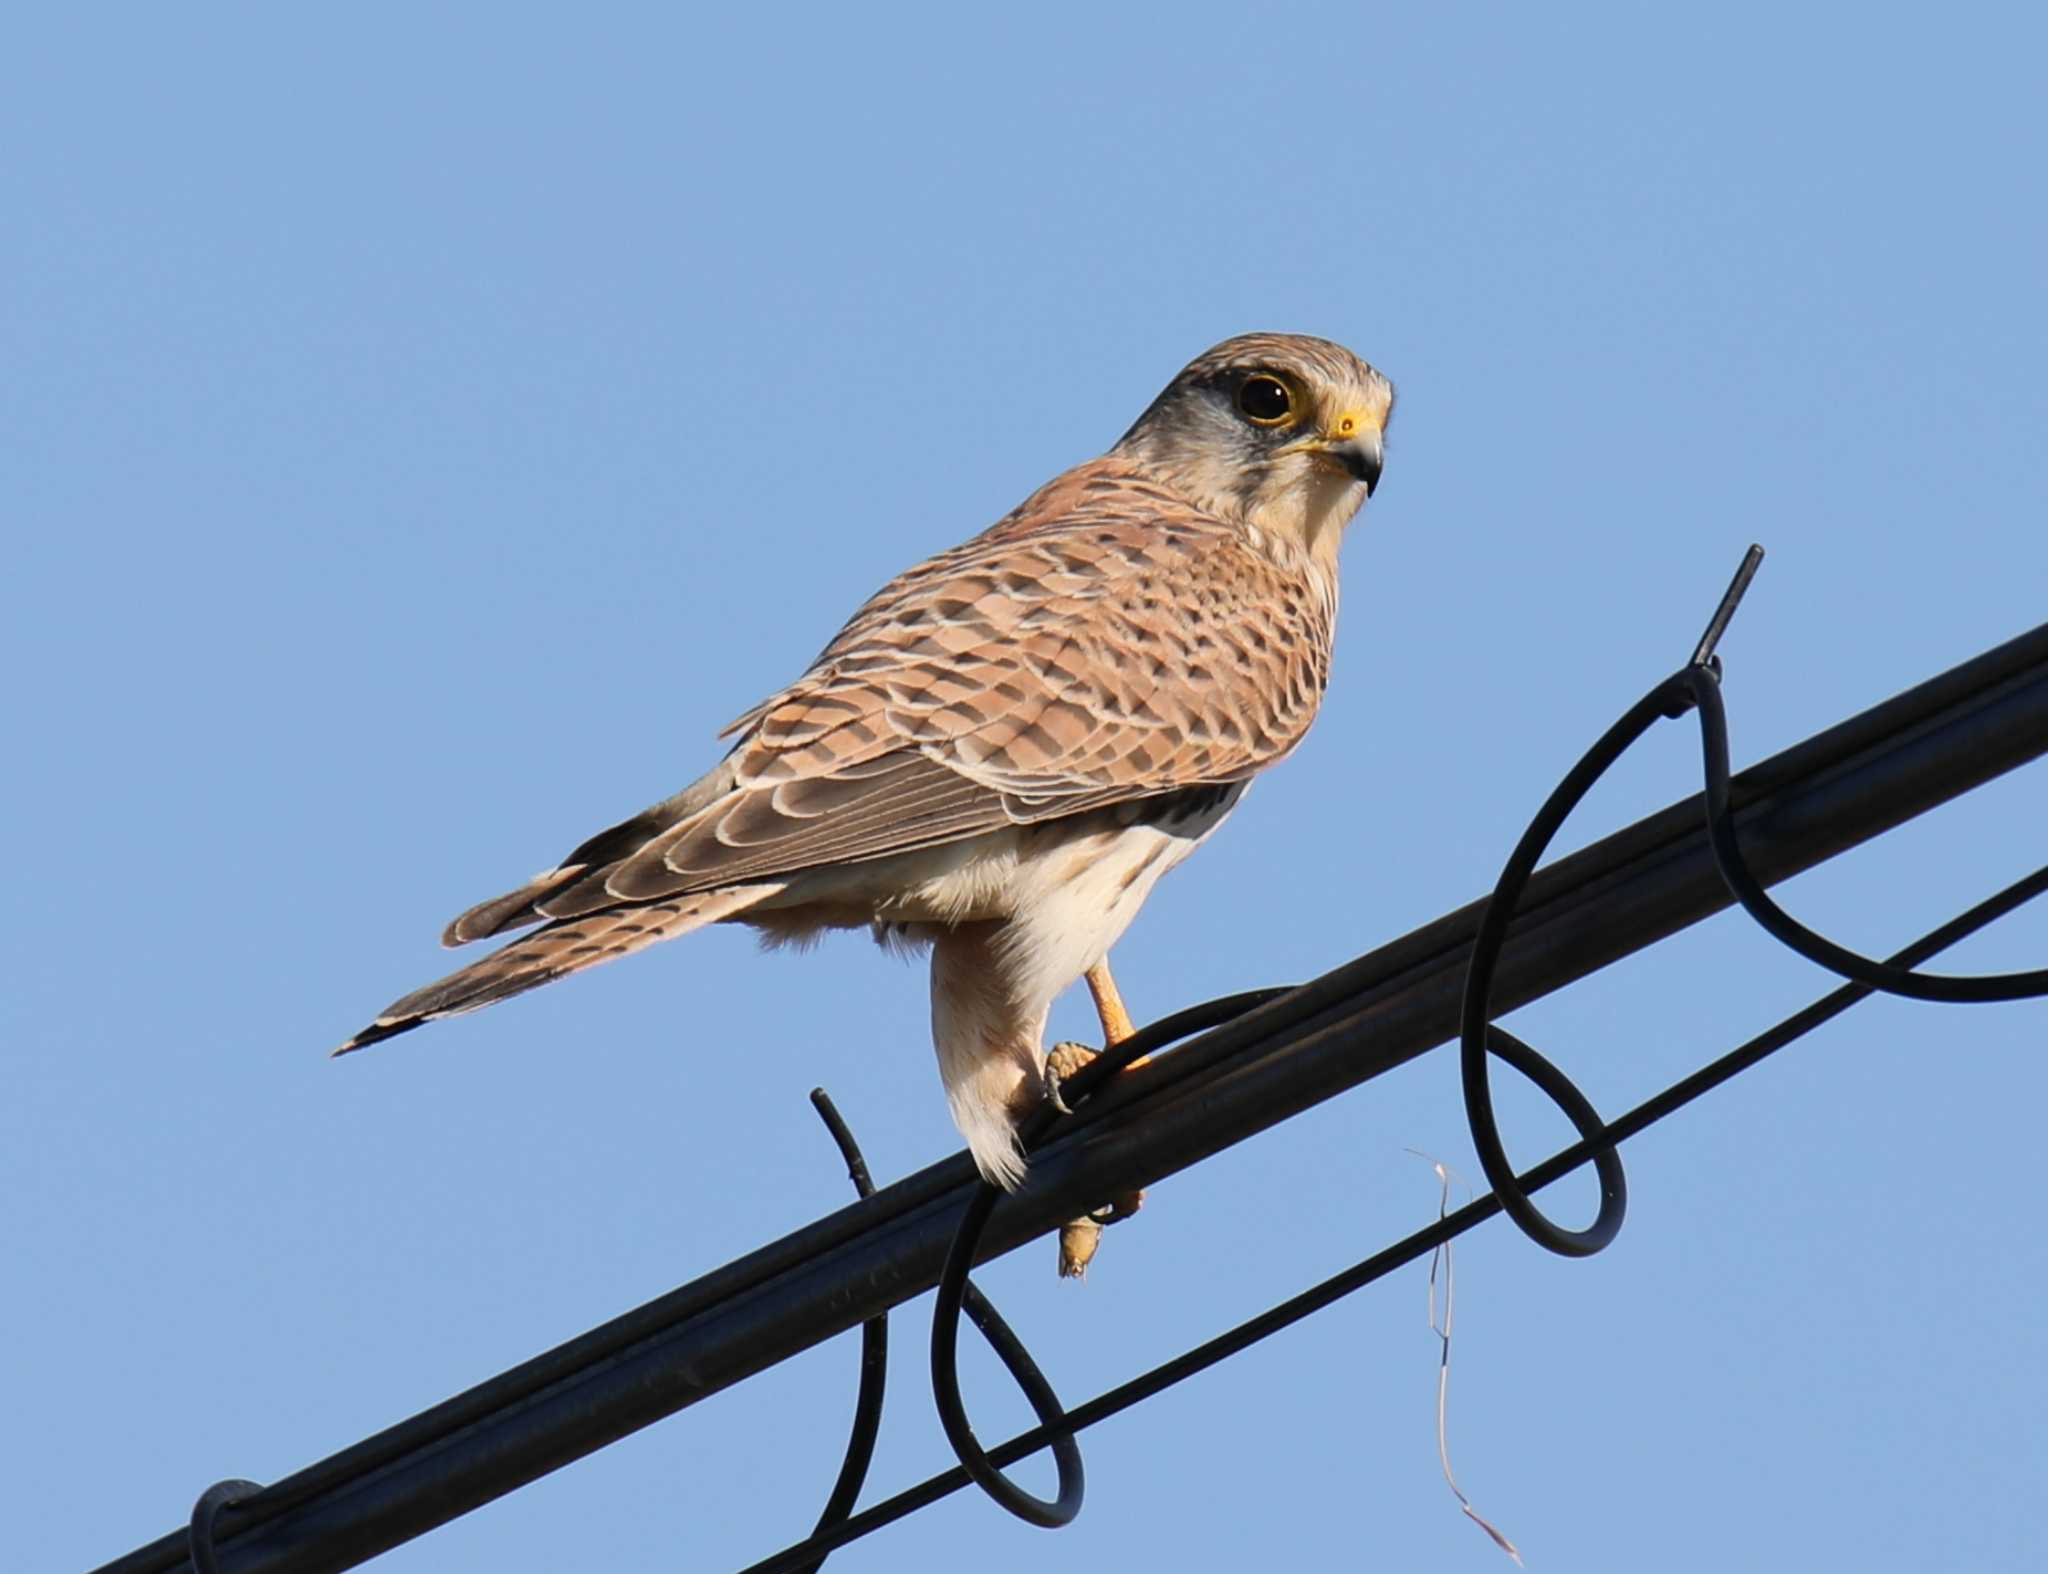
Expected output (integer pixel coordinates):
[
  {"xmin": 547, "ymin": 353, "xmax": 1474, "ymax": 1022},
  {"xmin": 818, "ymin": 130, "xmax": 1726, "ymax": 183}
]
[{"xmin": 8, "ymin": 7, "xmax": 2046, "ymax": 1570}]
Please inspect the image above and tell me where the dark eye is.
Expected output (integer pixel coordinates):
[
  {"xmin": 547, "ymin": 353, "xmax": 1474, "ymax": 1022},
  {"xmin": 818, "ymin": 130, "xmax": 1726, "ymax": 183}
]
[{"xmin": 1236, "ymin": 374, "xmax": 1293, "ymax": 425}]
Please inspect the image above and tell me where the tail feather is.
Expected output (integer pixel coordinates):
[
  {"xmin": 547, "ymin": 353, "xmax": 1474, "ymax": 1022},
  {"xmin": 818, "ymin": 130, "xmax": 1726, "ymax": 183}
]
[
  {"xmin": 440, "ymin": 763, "xmax": 745, "ymax": 947},
  {"xmin": 439, "ymin": 865, "xmax": 592, "ymax": 947},
  {"xmin": 336, "ymin": 884, "xmax": 781, "ymax": 1054}
]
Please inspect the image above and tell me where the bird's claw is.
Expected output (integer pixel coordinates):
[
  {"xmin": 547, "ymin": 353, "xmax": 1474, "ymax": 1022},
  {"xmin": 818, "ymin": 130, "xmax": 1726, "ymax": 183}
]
[
  {"xmin": 1044, "ymin": 1042, "xmax": 1148, "ymax": 1278},
  {"xmin": 1058, "ymin": 1188, "xmax": 1145, "ymax": 1280},
  {"xmin": 1042, "ymin": 1040, "xmax": 1098, "ymax": 1117}
]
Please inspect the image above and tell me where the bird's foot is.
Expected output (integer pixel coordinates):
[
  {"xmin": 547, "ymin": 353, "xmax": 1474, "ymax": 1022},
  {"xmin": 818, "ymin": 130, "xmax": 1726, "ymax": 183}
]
[{"xmin": 1045, "ymin": 1041, "xmax": 1147, "ymax": 1280}]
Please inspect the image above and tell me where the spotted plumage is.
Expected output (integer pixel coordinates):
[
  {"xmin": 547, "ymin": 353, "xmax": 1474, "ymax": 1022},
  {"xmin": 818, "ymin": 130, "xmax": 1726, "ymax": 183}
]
[{"xmin": 338, "ymin": 333, "xmax": 1393, "ymax": 1190}]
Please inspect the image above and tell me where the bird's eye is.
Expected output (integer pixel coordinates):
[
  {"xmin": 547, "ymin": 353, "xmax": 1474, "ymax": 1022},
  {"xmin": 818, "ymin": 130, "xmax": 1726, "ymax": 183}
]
[{"xmin": 1236, "ymin": 374, "xmax": 1294, "ymax": 425}]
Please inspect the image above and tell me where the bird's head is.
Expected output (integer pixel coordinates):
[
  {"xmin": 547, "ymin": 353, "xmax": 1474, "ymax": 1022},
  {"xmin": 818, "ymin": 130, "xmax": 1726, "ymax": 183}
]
[{"xmin": 1113, "ymin": 332, "xmax": 1394, "ymax": 565}]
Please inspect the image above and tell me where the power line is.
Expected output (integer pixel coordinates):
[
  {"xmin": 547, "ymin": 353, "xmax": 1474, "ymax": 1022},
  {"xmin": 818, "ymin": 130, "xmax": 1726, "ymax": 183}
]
[
  {"xmin": 104, "ymin": 588, "xmax": 2048, "ymax": 1574},
  {"xmin": 747, "ymin": 861, "xmax": 2048, "ymax": 1572}
]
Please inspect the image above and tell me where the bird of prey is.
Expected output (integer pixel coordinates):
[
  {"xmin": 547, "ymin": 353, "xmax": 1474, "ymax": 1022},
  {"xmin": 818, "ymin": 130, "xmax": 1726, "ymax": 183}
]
[{"xmin": 338, "ymin": 332, "xmax": 1392, "ymax": 1261}]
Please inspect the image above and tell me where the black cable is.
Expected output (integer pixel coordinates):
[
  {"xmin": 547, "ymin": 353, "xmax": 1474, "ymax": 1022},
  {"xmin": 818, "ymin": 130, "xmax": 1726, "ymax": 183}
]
[
  {"xmin": 110, "ymin": 561, "xmax": 2048, "ymax": 1574},
  {"xmin": 778, "ymin": 546, "xmax": 2047, "ymax": 1559},
  {"xmin": 1460, "ymin": 549, "xmax": 2048, "ymax": 1256},
  {"xmin": 928, "ymin": 1181, "xmax": 1085, "ymax": 1528},
  {"xmin": 187, "ymin": 1481, "xmax": 262, "ymax": 1574},
  {"xmin": 1687, "ymin": 663, "xmax": 2048, "ymax": 1002},
  {"xmin": 918, "ymin": 986, "xmax": 1292, "ymax": 1527},
  {"xmin": 1027, "ymin": 987, "xmax": 1297, "ymax": 1132},
  {"xmin": 795, "ymin": 1092, "xmax": 888, "ymax": 1572},
  {"xmin": 745, "ymin": 858, "xmax": 2048, "ymax": 1572},
  {"xmin": 912, "ymin": 987, "xmax": 1297, "ymax": 1526},
  {"xmin": 1457, "ymin": 676, "xmax": 1675, "ymax": 1256},
  {"xmin": 1459, "ymin": 648, "xmax": 2048, "ymax": 1259}
]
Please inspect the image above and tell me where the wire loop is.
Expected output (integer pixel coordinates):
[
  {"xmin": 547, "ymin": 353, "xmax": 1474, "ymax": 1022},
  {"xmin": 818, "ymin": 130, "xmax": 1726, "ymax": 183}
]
[
  {"xmin": 924, "ymin": 987, "xmax": 1294, "ymax": 1527},
  {"xmin": 187, "ymin": 1479, "xmax": 262, "ymax": 1574},
  {"xmin": 1468, "ymin": 1026, "xmax": 1627, "ymax": 1256},
  {"xmin": 748, "ymin": 856, "xmax": 2048, "ymax": 1573},
  {"xmin": 929, "ymin": 1181, "xmax": 1085, "ymax": 1527},
  {"xmin": 1457, "ymin": 674, "xmax": 1670, "ymax": 1256},
  {"xmin": 1460, "ymin": 546, "xmax": 2047, "ymax": 1259},
  {"xmin": 150, "ymin": 545, "xmax": 2048, "ymax": 1574},
  {"xmin": 1684, "ymin": 664, "xmax": 2048, "ymax": 1002}
]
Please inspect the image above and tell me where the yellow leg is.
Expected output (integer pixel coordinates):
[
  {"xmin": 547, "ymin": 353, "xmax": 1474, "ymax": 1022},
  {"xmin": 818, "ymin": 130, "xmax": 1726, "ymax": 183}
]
[
  {"xmin": 1085, "ymin": 957, "xmax": 1138, "ymax": 1050},
  {"xmin": 1056, "ymin": 954, "xmax": 1148, "ymax": 1280}
]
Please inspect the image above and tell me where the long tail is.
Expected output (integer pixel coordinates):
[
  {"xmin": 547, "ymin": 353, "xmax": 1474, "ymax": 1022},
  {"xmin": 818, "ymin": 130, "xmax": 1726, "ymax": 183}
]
[{"xmin": 334, "ymin": 885, "xmax": 781, "ymax": 1053}]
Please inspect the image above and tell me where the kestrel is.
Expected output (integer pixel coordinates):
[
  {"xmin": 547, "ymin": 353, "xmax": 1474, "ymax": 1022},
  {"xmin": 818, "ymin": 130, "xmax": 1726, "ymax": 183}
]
[{"xmin": 339, "ymin": 333, "xmax": 1392, "ymax": 1246}]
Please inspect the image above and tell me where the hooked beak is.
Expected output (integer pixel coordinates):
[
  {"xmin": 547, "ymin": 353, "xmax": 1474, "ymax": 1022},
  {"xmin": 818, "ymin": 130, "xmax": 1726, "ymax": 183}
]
[
  {"xmin": 1330, "ymin": 428, "xmax": 1383, "ymax": 496},
  {"xmin": 1278, "ymin": 415, "xmax": 1387, "ymax": 497}
]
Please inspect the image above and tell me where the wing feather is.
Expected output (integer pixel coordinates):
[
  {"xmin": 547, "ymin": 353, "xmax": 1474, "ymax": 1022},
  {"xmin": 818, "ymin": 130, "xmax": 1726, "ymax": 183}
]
[{"xmin": 442, "ymin": 457, "xmax": 1334, "ymax": 938}]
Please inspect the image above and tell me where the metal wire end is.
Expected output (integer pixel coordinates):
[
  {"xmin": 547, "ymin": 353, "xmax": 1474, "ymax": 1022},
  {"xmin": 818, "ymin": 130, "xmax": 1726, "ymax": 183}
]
[{"xmin": 1691, "ymin": 543, "xmax": 1766, "ymax": 671}]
